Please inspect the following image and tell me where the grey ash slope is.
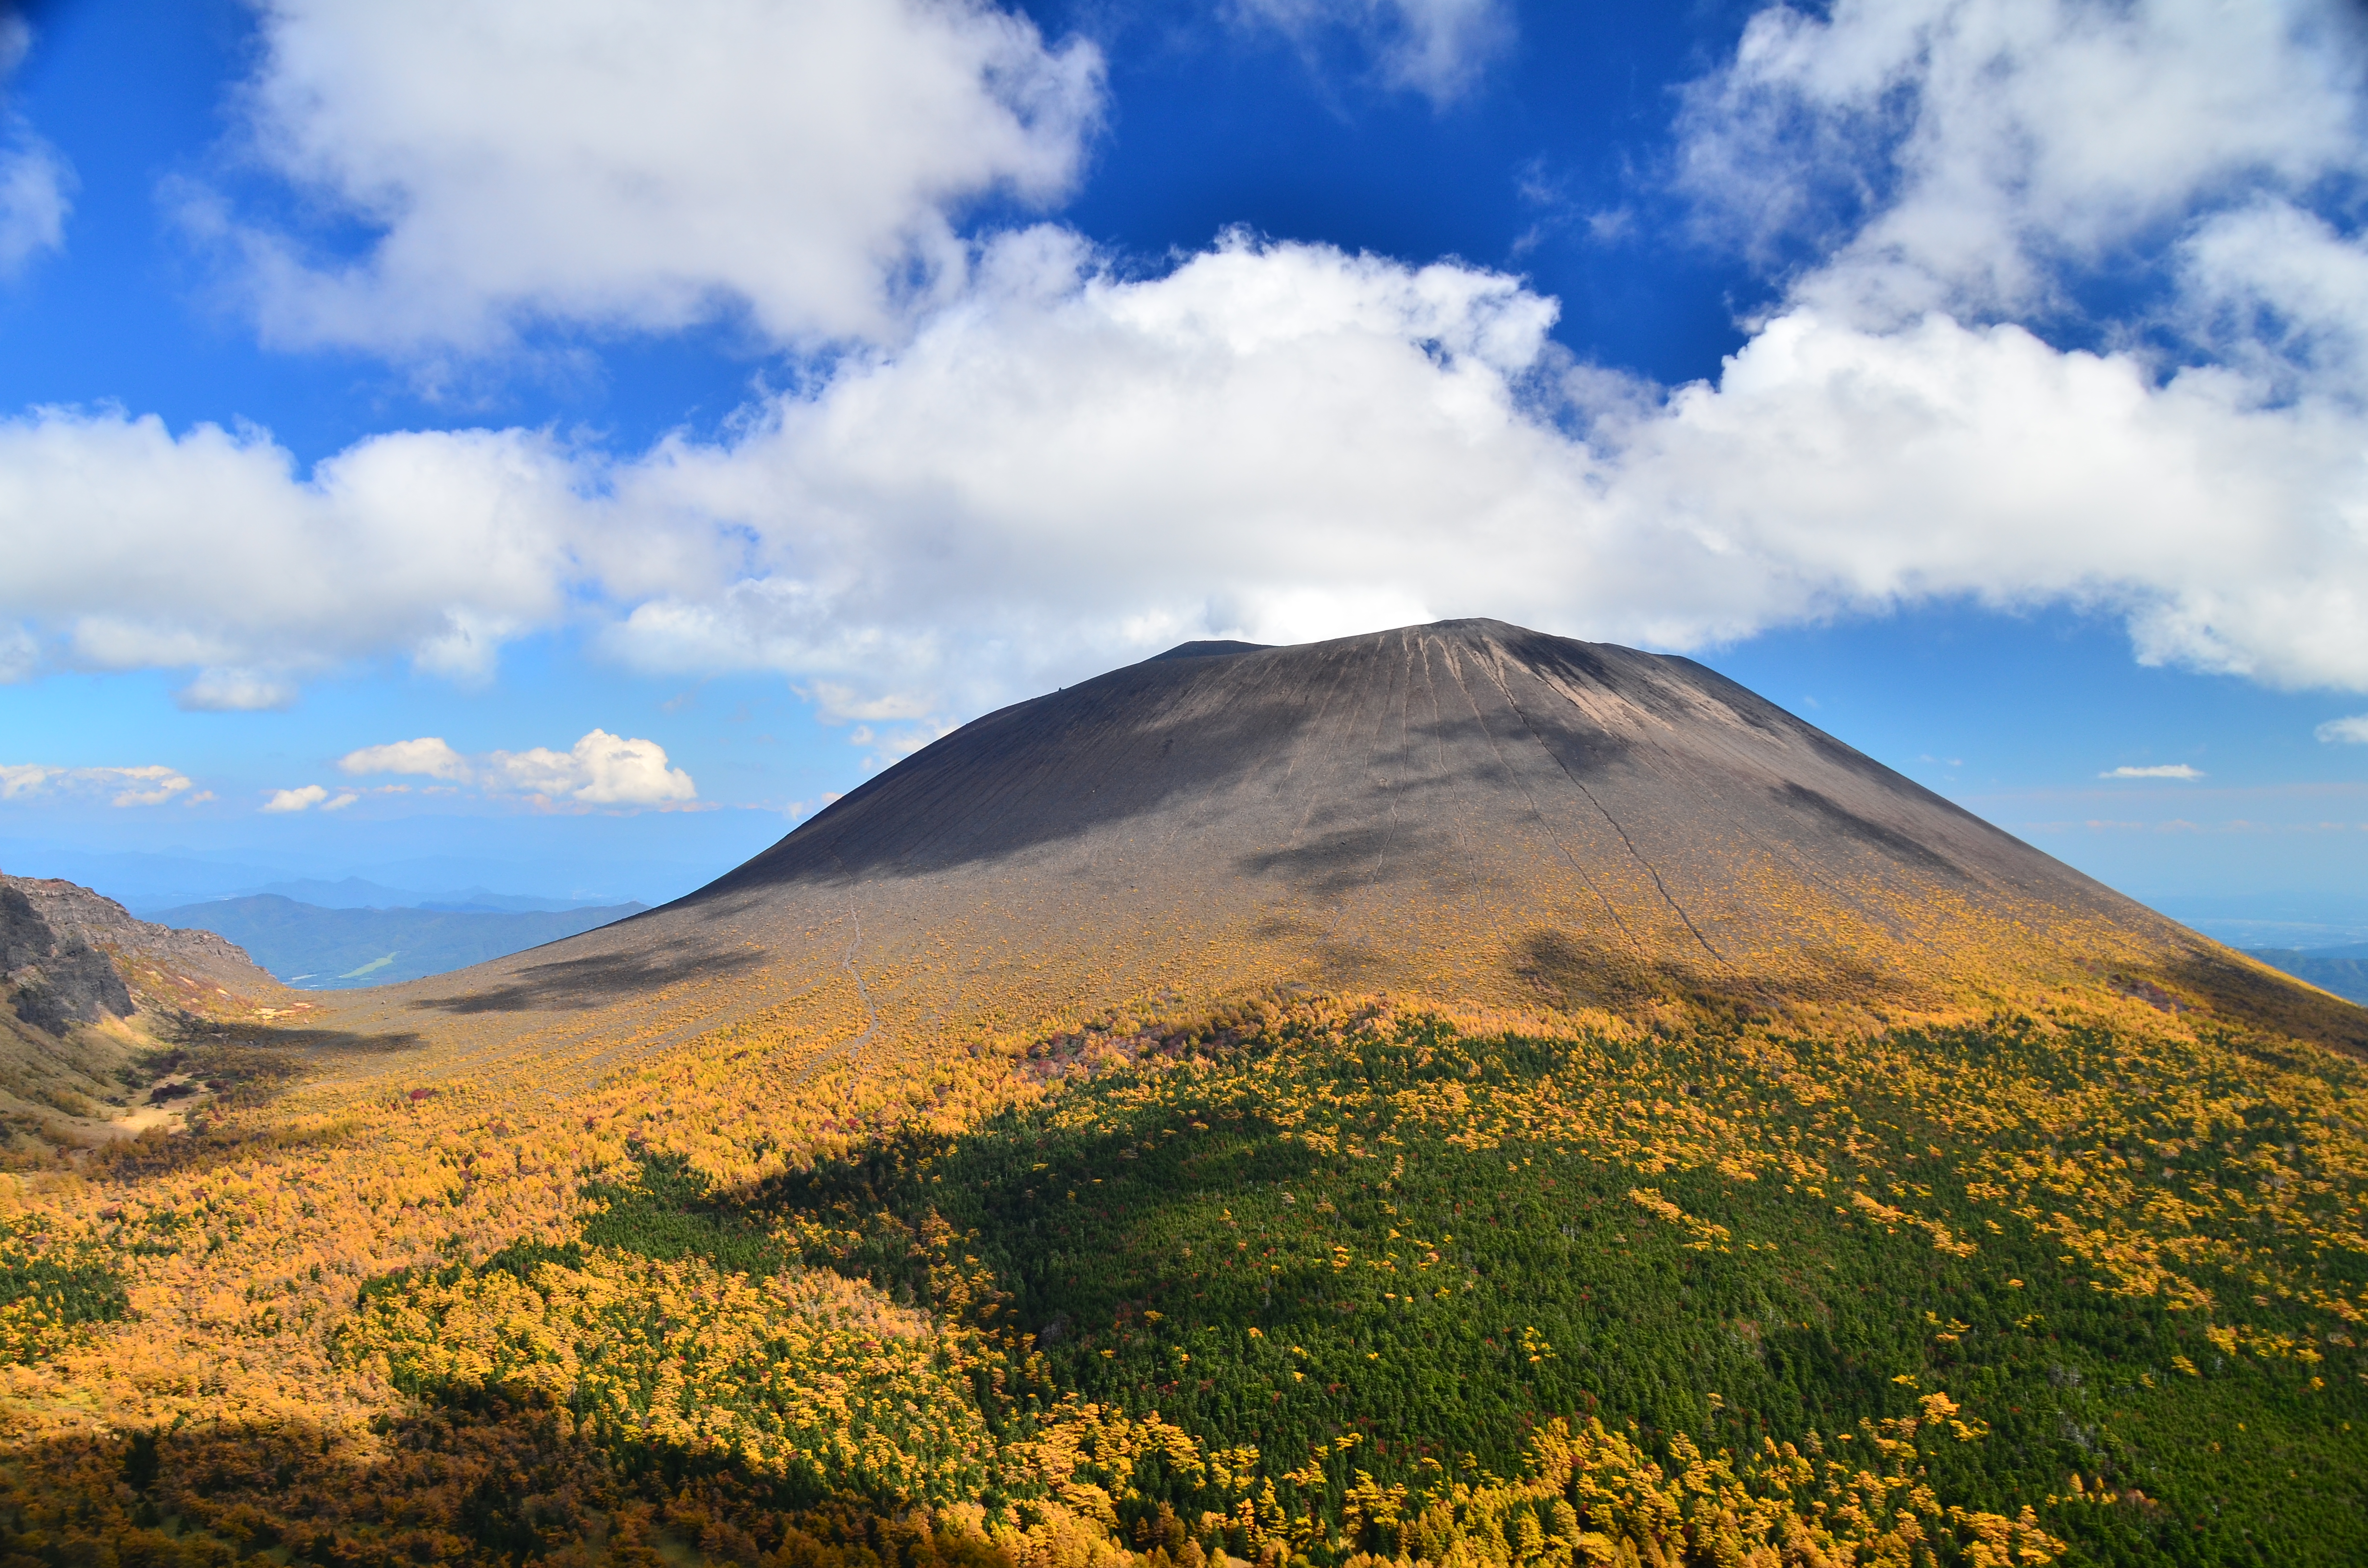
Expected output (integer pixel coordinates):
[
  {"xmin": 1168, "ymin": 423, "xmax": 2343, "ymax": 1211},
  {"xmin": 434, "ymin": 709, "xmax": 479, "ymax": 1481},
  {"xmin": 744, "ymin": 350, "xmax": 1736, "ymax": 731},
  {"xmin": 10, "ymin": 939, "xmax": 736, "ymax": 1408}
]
[
  {"xmin": 320, "ymin": 619, "xmax": 2362, "ymax": 1068},
  {"xmin": 715, "ymin": 619, "xmax": 2057, "ymax": 905}
]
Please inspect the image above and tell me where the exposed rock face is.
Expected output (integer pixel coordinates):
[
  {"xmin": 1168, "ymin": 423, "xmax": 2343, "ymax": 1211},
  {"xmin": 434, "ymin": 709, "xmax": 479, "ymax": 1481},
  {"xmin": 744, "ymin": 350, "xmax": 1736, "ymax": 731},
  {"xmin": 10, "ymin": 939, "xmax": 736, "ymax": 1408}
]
[
  {"xmin": 0, "ymin": 875, "xmax": 281, "ymax": 1020},
  {"xmin": 0, "ymin": 886, "xmax": 134, "ymax": 1036},
  {"xmin": 0, "ymin": 877, "xmax": 284, "ymax": 1144},
  {"xmin": 6, "ymin": 877, "xmax": 263, "ymax": 977},
  {"xmin": 311, "ymin": 619, "xmax": 2364, "ymax": 1073}
]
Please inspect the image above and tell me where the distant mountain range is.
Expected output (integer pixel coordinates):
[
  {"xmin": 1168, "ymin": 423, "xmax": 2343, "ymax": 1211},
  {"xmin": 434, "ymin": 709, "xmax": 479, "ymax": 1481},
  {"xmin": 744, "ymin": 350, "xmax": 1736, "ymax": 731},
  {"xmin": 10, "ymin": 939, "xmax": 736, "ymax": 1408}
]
[
  {"xmin": 2246, "ymin": 943, "xmax": 2368, "ymax": 1005},
  {"xmin": 0, "ymin": 844, "xmax": 669, "ymax": 914},
  {"xmin": 200, "ymin": 876, "xmax": 629, "ymax": 914},
  {"xmin": 151, "ymin": 895, "xmax": 649, "ymax": 989}
]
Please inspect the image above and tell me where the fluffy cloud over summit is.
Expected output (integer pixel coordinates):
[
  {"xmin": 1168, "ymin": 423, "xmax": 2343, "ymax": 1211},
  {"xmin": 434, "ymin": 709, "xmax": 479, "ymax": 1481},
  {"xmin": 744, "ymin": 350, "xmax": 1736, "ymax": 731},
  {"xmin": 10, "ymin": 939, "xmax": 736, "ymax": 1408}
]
[
  {"xmin": 6, "ymin": 0, "xmax": 2368, "ymax": 739},
  {"xmin": 598, "ymin": 231, "xmax": 1587, "ymax": 700},
  {"xmin": 593, "ymin": 200, "xmax": 2368, "ymax": 702}
]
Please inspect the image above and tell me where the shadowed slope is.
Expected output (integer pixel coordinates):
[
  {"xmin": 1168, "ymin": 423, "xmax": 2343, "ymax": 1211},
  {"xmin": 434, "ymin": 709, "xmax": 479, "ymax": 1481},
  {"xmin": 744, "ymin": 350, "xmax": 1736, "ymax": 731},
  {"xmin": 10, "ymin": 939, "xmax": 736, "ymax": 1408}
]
[{"xmin": 309, "ymin": 620, "xmax": 2365, "ymax": 1083}]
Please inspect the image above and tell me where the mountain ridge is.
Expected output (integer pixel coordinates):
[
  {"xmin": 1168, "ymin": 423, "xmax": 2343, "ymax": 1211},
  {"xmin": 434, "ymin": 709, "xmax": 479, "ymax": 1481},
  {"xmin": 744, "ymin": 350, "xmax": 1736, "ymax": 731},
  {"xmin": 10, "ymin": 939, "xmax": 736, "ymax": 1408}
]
[{"xmin": 307, "ymin": 617, "xmax": 2362, "ymax": 1087}]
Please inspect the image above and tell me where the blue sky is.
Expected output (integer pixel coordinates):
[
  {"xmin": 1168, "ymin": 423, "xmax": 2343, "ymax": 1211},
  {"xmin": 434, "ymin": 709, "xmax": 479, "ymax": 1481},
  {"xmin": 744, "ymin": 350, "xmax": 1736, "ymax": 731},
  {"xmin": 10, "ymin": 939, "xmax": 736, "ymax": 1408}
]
[{"xmin": 2, "ymin": 0, "xmax": 2366, "ymax": 941}]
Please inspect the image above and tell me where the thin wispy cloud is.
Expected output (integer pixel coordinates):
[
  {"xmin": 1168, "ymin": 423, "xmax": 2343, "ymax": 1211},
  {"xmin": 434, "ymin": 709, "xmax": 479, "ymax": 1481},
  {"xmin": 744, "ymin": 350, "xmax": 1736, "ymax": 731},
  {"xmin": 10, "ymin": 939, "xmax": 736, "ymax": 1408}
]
[
  {"xmin": 2100, "ymin": 764, "xmax": 2205, "ymax": 780},
  {"xmin": 0, "ymin": 18, "xmax": 71, "ymax": 278},
  {"xmin": 2317, "ymin": 715, "xmax": 2368, "ymax": 744},
  {"xmin": 1231, "ymin": 0, "xmax": 1514, "ymax": 105},
  {"xmin": 0, "ymin": 763, "xmax": 195, "ymax": 808},
  {"xmin": 176, "ymin": 667, "xmax": 298, "ymax": 713}
]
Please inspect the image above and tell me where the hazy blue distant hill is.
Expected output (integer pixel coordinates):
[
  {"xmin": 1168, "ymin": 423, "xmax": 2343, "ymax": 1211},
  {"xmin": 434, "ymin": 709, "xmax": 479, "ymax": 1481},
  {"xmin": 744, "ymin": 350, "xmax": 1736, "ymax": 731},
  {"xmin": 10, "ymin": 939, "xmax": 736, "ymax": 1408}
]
[
  {"xmin": 0, "ymin": 842, "xmax": 680, "ymax": 914},
  {"xmin": 2245, "ymin": 943, "xmax": 2368, "ymax": 1006},
  {"xmin": 153, "ymin": 895, "xmax": 649, "ymax": 989},
  {"xmin": 238, "ymin": 876, "xmax": 623, "ymax": 913}
]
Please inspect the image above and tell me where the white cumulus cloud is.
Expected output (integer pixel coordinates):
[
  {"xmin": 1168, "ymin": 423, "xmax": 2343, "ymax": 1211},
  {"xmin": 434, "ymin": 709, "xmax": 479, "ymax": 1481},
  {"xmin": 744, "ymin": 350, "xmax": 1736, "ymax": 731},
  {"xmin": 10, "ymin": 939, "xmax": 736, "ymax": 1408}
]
[
  {"xmin": 197, "ymin": 0, "xmax": 1103, "ymax": 356},
  {"xmin": 0, "ymin": 409, "xmax": 599, "ymax": 685},
  {"xmin": 0, "ymin": 764, "xmax": 53, "ymax": 800},
  {"xmin": 586, "ymin": 214, "xmax": 2368, "ymax": 709},
  {"xmin": 1675, "ymin": 0, "xmax": 2368, "ymax": 326},
  {"xmin": 338, "ymin": 730, "xmax": 696, "ymax": 807},
  {"xmin": 262, "ymin": 784, "xmax": 348, "ymax": 812},
  {"xmin": 487, "ymin": 730, "xmax": 696, "ymax": 807},
  {"xmin": 5, "ymin": 0, "xmax": 2368, "ymax": 741},
  {"xmin": 594, "ymin": 230, "xmax": 1583, "ymax": 708},
  {"xmin": 10, "ymin": 216, "xmax": 2368, "ymax": 729},
  {"xmin": 1623, "ymin": 0, "xmax": 2368, "ymax": 693},
  {"xmin": 338, "ymin": 737, "xmax": 473, "ymax": 781}
]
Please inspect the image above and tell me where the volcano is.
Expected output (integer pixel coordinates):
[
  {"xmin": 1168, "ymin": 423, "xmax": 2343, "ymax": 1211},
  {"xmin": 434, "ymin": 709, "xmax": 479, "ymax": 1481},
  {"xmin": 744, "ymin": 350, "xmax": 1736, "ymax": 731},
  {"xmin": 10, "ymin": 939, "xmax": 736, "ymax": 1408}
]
[
  {"xmin": 41, "ymin": 621, "xmax": 2368, "ymax": 1568},
  {"xmin": 319, "ymin": 618, "xmax": 2362, "ymax": 1075}
]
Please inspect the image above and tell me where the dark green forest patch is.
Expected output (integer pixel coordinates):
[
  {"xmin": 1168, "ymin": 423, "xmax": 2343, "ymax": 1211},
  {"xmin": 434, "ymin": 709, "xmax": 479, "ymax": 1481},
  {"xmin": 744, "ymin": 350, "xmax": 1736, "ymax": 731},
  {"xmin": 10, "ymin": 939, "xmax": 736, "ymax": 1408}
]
[{"xmin": 610, "ymin": 1009, "xmax": 2367, "ymax": 1568}]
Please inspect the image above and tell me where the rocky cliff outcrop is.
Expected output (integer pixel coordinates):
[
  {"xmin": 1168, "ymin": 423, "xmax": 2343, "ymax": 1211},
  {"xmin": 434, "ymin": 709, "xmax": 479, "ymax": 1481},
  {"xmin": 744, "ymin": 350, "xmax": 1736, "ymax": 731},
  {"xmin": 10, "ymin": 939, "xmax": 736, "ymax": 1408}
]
[
  {"xmin": 0, "ymin": 886, "xmax": 135, "ymax": 1037},
  {"xmin": 0, "ymin": 874, "xmax": 282, "ymax": 1019}
]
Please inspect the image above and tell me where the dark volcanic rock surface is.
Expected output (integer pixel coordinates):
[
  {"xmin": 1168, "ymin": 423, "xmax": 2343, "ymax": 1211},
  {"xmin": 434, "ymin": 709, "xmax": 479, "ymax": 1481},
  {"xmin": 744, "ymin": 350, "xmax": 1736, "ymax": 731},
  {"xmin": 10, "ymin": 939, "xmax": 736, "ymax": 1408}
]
[
  {"xmin": 713, "ymin": 620, "xmax": 2046, "ymax": 906},
  {"xmin": 317, "ymin": 619, "xmax": 2363, "ymax": 1063}
]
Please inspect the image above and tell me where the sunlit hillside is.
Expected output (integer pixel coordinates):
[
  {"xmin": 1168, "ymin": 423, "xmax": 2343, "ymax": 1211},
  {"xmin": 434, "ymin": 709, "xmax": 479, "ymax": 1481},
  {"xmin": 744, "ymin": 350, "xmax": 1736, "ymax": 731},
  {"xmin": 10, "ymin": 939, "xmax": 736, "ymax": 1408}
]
[{"xmin": 0, "ymin": 625, "xmax": 2361, "ymax": 1568}]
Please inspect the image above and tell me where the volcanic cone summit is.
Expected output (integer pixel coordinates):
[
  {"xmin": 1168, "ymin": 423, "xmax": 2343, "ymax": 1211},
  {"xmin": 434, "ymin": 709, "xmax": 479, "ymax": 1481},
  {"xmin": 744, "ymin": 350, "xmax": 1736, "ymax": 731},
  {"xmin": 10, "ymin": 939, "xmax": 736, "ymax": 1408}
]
[{"xmin": 328, "ymin": 618, "xmax": 2358, "ymax": 1073}]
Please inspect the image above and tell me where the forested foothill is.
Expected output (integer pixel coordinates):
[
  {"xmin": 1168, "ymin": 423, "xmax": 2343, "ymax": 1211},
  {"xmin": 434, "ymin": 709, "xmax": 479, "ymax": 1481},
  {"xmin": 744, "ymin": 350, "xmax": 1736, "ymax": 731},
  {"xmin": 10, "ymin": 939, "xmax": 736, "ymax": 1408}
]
[{"xmin": 0, "ymin": 982, "xmax": 2358, "ymax": 1568}]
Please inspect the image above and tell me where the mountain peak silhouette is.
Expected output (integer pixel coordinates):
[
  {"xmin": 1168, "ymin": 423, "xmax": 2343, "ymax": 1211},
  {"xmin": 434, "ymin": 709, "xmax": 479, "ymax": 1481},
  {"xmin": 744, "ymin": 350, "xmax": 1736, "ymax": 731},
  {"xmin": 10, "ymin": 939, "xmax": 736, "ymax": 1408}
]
[{"xmin": 322, "ymin": 619, "xmax": 2364, "ymax": 1070}]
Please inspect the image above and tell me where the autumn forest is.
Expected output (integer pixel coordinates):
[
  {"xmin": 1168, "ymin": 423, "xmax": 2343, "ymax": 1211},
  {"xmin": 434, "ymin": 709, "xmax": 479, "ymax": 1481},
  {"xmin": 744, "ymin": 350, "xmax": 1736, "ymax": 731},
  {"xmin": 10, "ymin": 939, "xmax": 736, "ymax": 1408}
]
[{"xmin": 2, "ymin": 627, "xmax": 2364, "ymax": 1568}]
